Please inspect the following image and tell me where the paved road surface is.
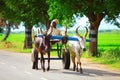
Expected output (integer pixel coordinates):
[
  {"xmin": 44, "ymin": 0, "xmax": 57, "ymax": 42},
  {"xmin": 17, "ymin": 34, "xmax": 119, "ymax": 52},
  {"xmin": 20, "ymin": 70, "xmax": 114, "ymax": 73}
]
[{"xmin": 0, "ymin": 50, "xmax": 120, "ymax": 80}]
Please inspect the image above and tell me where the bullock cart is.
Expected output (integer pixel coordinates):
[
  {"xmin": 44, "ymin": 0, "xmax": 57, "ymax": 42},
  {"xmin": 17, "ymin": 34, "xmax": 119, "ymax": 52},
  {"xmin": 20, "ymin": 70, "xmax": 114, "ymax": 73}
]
[
  {"xmin": 36, "ymin": 34, "xmax": 90, "ymax": 69},
  {"xmin": 37, "ymin": 34, "xmax": 90, "ymax": 69}
]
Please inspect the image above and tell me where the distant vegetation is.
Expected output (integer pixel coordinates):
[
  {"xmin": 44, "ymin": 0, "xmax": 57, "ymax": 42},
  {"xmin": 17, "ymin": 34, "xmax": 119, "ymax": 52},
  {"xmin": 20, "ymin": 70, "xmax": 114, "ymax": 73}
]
[{"xmin": 0, "ymin": 29, "xmax": 120, "ymax": 52}]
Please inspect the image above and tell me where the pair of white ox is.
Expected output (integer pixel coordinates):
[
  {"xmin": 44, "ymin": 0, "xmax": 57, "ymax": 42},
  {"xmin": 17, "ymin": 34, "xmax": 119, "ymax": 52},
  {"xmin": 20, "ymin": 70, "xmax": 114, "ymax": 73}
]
[{"xmin": 40, "ymin": 26, "xmax": 88, "ymax": 73}]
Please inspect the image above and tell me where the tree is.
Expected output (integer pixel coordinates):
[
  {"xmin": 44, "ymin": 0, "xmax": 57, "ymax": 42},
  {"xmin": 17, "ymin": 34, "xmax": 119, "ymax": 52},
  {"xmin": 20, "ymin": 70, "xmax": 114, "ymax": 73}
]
[
  {"xmin": 0, "ymin": 17, "xmax": 19, "ymax": 41},
  {"xmin": 0, "ymin": 0, "xmax": 20, "ymax": 41},
  {"xmin": 1, "ymin": 0, "xmax": 51, "ymax": 48},
  {"xmin": 47, "ymin": 0, "xmax": 120, "ymax": 56}
]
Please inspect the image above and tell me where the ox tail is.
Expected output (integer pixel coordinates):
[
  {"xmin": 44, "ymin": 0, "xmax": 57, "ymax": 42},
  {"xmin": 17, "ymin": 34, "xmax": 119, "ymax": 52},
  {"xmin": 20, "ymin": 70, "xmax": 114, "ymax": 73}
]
[{"xmin": 31, "ymin": 48, "xmax": 35, "ymax": 62}]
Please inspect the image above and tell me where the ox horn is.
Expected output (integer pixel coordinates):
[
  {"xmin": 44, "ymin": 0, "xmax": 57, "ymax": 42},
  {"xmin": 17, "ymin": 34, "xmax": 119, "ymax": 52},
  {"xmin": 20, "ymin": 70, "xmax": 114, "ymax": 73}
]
[
  {"xmin": 76, "ymin": 26, "xmax": 82, "ymax": 38},
  {"xmin": 38, "ymin": 27, "xmax": 44, "ymax": 34},
  {"xmin": 64, "ymin": 25, "xmax": 67, "ymax": 36},
  {"xmin": 32, "ymin": 29, "xmax": 35, "ymax": 37},
  {"xmin": 65, "ymin": 25, "xmax": 67, "ymax": 33},
  {"xmin": 47, "ymin": 25, "xmax": 53, "ymax": 35},
  {"xmin": 61, "ymin": 25, "xmax": 68, "ymax": 36},
  {"xmin": 84, "ymin": 27, "xmax": 88, "ymax": 37}
]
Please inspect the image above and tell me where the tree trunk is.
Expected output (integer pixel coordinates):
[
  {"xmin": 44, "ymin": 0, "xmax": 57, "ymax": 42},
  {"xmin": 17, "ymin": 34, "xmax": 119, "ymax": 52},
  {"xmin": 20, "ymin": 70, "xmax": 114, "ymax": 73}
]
[
  {"xmin": 2, "ymin": 24, "xmax": 11, "ymax": 41},
  {"xmin": 88, "ymin": 24, "xmax": 98, "ymax": 56},
  {"xmin": 87, "ymin": 13, "xmax": 105, "ymax": 56},
  {"xmin": 23, "ymin": 27, "xmax": 32, "ymax": 49}
]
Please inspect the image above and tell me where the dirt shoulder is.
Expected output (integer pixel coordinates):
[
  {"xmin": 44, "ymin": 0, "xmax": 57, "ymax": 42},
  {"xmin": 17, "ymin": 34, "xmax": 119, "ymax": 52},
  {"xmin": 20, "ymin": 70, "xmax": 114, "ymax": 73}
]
[{"xmin": 81, "ymin": 58, "xmax": 120, "ymax": 73}]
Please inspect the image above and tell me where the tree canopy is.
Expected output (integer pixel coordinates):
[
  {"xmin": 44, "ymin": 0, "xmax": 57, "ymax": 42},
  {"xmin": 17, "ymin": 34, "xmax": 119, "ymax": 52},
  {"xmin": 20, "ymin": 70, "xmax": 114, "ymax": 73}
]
[
  {"xmin": 0, "ymin": 0, "xmax": 51, "ymax": 48},
  {"xmin": 0, "ymin": 0, "xmax": 50, "ymax": 28},
  {"xmin": 47, "ymin": 0, "xmax": 120, "ymax": 56},
  {"xmin": 47, "ymin": 0, "xmax": 120, "ymax": 27}
]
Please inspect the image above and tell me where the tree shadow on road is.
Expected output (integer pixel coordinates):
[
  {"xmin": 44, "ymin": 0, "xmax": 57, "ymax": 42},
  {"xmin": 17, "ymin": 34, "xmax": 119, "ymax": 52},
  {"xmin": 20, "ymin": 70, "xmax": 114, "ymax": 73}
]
[{"xmin": 62, "ymin": 68, "xmax": 120, "ymax": 77}]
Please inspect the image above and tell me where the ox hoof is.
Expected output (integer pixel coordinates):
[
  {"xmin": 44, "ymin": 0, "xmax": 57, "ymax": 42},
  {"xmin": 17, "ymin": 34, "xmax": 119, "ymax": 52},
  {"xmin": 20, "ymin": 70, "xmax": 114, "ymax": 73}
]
[
  {"xmin": 32, "ymin": 67, "xmax": 38, "ymax": 70},
  {"xmin": 42, "ymin": 67, "xmax": 45, "ymax": 72},
  {"xmin": 76, "ymin": 68, "xmax": 79, "ymax": 72},
  {"xmin": 47, "ymin": 67, "xmax": 50, "ymax": 71},
  {"xmin": 73, "ymin": 68, "xmax": 75, "ymax": 71},
  {"xmin": 32, "ymin": 67, "xmax": 35, "ymax": 69},
  {"xmin": 42, "ymin": 69, "xmax": 45, "ymax": 72},
  {"xmin": 73, "ymin": 66, "xmax": 76, "ymax": 71},
  {"xmin": 80, "ymin": 68, "xmax": 83, "ymax": 74},
  {"xmin": 35, "ymin": 67, "xmax": 38, "ymax": 70},
  {"xmin": 32, "ymin": 65, "xmax": 35, "ymax": 69}
]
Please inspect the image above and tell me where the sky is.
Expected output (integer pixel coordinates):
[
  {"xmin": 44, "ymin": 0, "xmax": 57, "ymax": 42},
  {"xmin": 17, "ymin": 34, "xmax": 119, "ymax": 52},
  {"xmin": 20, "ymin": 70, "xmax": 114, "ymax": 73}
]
[
  {"xmin": 11, "ymin": 16, "xmax": 120, "ymax": 32},
  {"xmin": 69, "ymin": 16, "xmax": 120, "ymax": 31}
]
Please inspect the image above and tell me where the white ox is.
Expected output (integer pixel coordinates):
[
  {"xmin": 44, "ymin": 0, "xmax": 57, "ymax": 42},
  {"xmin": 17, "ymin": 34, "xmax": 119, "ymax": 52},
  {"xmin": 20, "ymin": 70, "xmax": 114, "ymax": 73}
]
[{"xmin": 68, "ymin": 26, "xmax": 88, "ymax": 73}]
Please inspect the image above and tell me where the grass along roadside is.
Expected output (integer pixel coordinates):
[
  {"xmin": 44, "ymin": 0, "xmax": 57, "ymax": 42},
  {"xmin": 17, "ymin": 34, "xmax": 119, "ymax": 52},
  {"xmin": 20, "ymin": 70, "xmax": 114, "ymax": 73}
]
[{"xmin": 82, "ymin": 47, "xmax": 120, "ymax": 71}]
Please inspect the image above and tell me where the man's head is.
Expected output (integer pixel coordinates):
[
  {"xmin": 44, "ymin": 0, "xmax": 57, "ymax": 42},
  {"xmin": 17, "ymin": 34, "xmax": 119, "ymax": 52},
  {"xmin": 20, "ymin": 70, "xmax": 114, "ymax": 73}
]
[{"xmin": 50, "ymin": 19, "xmax": 59, "ymax": 28}]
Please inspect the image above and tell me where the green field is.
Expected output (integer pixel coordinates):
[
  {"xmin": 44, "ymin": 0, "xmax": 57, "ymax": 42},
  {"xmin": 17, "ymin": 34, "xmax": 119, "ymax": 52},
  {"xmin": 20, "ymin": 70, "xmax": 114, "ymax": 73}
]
[
  {"xmin": 94, "ymin": 31, "xmax": 120, "ymax": 70},
  {"xmin": 98, "ymin": 31, "xmax": 120, "ymax": 49},
  {"xmin": 0, "ymin": 33, "xmax": 29, "ymax": 53},
  {"xmin": 0, "ymin": 30, "xmax": 120, "ymax": 70}
]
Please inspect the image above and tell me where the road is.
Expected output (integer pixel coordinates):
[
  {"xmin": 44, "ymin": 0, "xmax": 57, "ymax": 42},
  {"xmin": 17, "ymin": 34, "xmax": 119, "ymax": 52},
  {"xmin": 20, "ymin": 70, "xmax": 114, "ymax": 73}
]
[{"xmin": 0, "ymin": 50, "xmax": 120, "ymax": 80}]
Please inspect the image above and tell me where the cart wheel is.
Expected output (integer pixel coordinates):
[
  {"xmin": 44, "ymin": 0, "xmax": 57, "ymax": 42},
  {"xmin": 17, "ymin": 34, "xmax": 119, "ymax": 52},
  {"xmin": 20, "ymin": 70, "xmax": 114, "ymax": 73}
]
[{"xmin": 62, "ymin": 49, "xmax": 70, "ymax": 69}]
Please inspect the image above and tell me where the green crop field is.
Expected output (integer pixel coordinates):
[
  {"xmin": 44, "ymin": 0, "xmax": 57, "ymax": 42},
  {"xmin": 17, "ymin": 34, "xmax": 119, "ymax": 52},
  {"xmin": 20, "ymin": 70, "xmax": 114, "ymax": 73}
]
[
  {"xmin": 98, "ymin": 31, "xmax": 120, "ymax": 49},
  {"xmin": 0, "ymin": 30, "xmax": 119, "ymax": 50},
  {"xmin": 94, "ymin": 31, "xmax": 120, "ymax": 70},
  {"xmin": 0, "ymin": 33, "xmax": 27, "ymax": 53},
  {"xmin": 0, "ymin": 30, "xmax": 120, "ymax": 70}
]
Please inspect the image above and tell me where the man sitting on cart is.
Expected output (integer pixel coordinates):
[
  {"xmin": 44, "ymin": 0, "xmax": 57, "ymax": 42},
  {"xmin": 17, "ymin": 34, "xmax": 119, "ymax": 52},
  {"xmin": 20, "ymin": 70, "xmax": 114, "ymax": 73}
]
[
  {"xmin": 48, "ymin": 19, "xmax": 61, "ymax": 36},
  {"xmin": 48, "ymin": 19, "xmax": 67, "ymax": 44}
]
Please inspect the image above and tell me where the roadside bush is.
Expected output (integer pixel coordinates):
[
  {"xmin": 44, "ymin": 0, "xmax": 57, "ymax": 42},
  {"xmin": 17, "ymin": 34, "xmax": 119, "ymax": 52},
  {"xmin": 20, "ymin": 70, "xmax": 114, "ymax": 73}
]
[{"xmin": 101, "ymin": 47, "xmax": 120, "ymax": 64}]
